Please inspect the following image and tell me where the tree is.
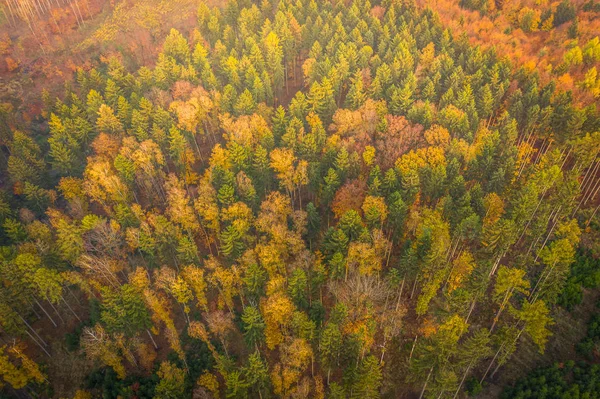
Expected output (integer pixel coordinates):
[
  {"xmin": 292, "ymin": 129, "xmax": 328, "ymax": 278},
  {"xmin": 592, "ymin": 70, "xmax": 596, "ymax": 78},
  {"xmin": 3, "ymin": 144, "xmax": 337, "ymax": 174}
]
[
  {"xmin": 350, "ymin": 355, "xmax": 382, "ymax": 398},
  {"xmin": 308, "ymin": 78, "xmax": 336, "ymax": 123},
  {"xmin": 7, "ymin": 131, "xmax": 45, "ymax": 185},
  {"xmin": 491, "ymin": 266, "xmax": 530, "ymax": 332},
  {"xmin": 410, "ymin": 314, "xmax": 468, "ymax": 398},
  {"xmin": 81, "ymin": 324, "xmax": 126, "ymax": 379},
  {"xmin": 262, "ymin": 291, "xmax": 295, "ymax": 349},
  {"xmin": 182, "ymin": 265, "xmax": 208, "ymax": 311},
  {"xmin": 337, "ymin": 210, "xmax": 365, "ymax": 242},
  {"xmin": 154, "ymin": 361, "xmax": 186, "ymax": 399},
  {"xmin": 322, "ymin": 168, "xmax": 341, "ymax": 206},
  {"xmin": 101, "ymin": 284, "xmax": 151, "ymax": 337},
  {"xmin": 583, "ymin": 37, "xmax": 600, "ymax": 64},
  {"xmin": 447, "ymin": 251, "xmax": 476, "ymax": 294},
  {"xmin": 0, "ymin": 349, "xmax": 27, "ymax": 389},
  {"xmin": 415, "ymin": 210, "xmax": 451, "ymax": 316},
  {"xmin": 162, "ymin": 29, "xmax": 191, "ymax": 64},
  {"xmin": 346, "ymin": 71, "xmax": 367, "ymax": 109},
  {"xmin": 165, "ymin": 174, "xmax": 199, "ymax": 233},
  {"xmin": 48, "ymin": 210, "xmax": 84, "ymax": 263},
  {"xmin": 263, "ymin": 31, "xmax": 284, "ymax": 100},
  {"xmin": 564, "ymin": 46, "xmax": 583, "ymax": 68},
  {"xmin": 242, "ymin": 306, "xmax": 265, "ymax": 348},
  {"xmin": 96, "ymin": 104, "xmax": 124, "ymax": 135},
  {"xmin": 554, "ymin": 0, "xmax": 576, "ymax": 26},
  {"xmin": 288, "ymin": 268, "xmax": 308, "ymax": 308},
  {"xmin": 271, "ymin": 337, "xmax": 312, "ymax": 396},
  {"xmin": 512, "ymin": 301, "xmax": 553, "ymax": 353},
  {"xmin": 234, "ymin": 89, "xmax": 257, "ymax": 115},
  {"xmin": 518, "ymin": 8, "xmax": 541, "ymax": 32},
  {"xmin": 269, "ymin": 148, "xmax": 308, "ymax": 203},
  {"xmin": 0, "ymin": 343, "xmax": 45, "ymax": 389},
  {"xmin": 454, "ymin": 329, "xmax": 492, "ymax": 396},
  {"xmin": 319, "ymin": 322, "xmax": 342, "ymax": 384},
  {"xmin": 244, "ymin": 351, "xmax": 270, "ymax": 398},
  {"xmin": 362, "ymin": 196, "xmax": 388, "ymax": 228}
]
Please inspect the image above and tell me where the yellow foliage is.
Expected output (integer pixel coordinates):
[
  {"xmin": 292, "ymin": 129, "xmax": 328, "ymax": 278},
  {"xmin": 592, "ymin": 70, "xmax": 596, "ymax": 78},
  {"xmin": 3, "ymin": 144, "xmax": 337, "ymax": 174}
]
[
  {"xmin": 262, "ymin": 292, "xmax": 295, "ymax": 349},
  {"xmin": 420, "ymin": 42, "xmax": 436, "ymax": 69},
  {"xmin": 483, "ymin": 193, "xmax": 504, "ymax": 226},
  {"xmin": 210, "ymin": 266, "xmax": 239, "ymax": 310},
  {"xmin": 81, "ymin": 325, "xmax": 126, "ymax": 379},
  {"xmin": 362, "ymin": 146, "xmax": 376, "ymax": 166},
  {"xmin": 136, "ymin": 342, "xmax": 157, "ymax": 372},
  {"xmin": 272, "ymin": 338, "xmax": 313, "ymax": 395},
  {"xmin": 395, "ymin": 146, "xmax": 446, "ymax": 175},
  {"xmin": 209, "ymin": 144, "xmax": 231, "ymax": 170},
  {"xmin": 514, "ymin": 142, "xmax": 537, "ymax": 178},
  {"xmin": 257, "ymin": 242, "xmax": 285, "ymax": 277},
  {"xmin": 447, "ymin": 251, "xmax": 476, "ymax": 293},
  {"xmin": 362, "ymin": 195, "xmax": 388, "ymax": 226},
  {"xmin": 72, "ymin": 390, "xmax": 92, "ymax": 399},
  {"xmin": 558, "ymin": 73, "xmax": 574, "ymax": 87},
  {"xmin": 221, "ymin": 113, "xmax": 272, "ymax": 147},
  {"xmin": 182, "ymin": 266, "xmax": 208, "ymax": 311},
  {"xmin": 541, "ymin": 14, "xmax": 554, "ymax": 31},
  {"xmin": 347, "ymin": 242, "xmax": 381, "ymax": 276},
  {"xmin": 197, "ymin": 371, "xmax": 220, "ymax": 396},
  {"xmin": 424, "ymin": 125, "xmax": 451, "ymax": 148}
]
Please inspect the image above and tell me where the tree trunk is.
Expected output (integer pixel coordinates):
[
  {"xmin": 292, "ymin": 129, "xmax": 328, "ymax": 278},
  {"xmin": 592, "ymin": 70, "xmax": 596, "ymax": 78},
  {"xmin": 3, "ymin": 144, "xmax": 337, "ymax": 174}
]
[
  {"xmin": 34, "ymin": 299, "xmax": 57, "ymax": 327},
  {"xmin": 19, "ymin": 315, "xmax": 49, "ymax": 348},
  {"xmin": 147, "ymin": 329, "xmax": 158, "ymax": 349},
  {"xmin": 61, "ymin": 296, "xmax": 81, "ymax": 322},
  {"xmin": 453, "ymin": 362, "xmax": 473, "ymax": 399},
  {"xmin": 480, "ymin": 345, "xmax": 502, "ymax": 384},
  {"xmin": 465, "ymin": 299, "xmax": 476, "ymax": 324},
  {"xmin": 409, "ymin": 335, "xmax": 418, "ymax": 362},
  {"xmin": 491, "ymin": 287, "xmax": 513, "ymax": 332},
  {"xmin": 419, "ymin": 367, "xmax": 434, "ymax": 399},
  {"xmin": 46, "ymin": 299, "xmax": 65, "ymax": 324},
  {"xmin": 24, "ymin": 330, "xmax": 51, "ymax": 357}
]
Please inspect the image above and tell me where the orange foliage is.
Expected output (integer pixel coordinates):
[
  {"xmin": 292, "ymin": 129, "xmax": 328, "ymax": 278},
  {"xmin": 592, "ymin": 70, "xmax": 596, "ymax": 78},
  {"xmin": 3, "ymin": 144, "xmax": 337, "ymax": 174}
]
[
  {"xmin": 419, "ymin": 317, "xmax": 438, "ymax": 338},
  {"xmin": 417, "ymin": 0, "xmax": 600, "ymax": 106},
  {"xmin": 331, "ymin": 179, "xmax": 367, "ymax": 219},
  {"xmin": 377, "ymin": 116, "xmax": 424, "ymax": 169},
  {"xmin": 0, "ymin": 34, "xmax": 12, "ymax": 55},
  {"xmin": 5, "ymin": 57, "xmax": 19, "ymax": 72},
  {"xmin": 91, "ymin": 133, "xmax": 121, "ymax": 158}
]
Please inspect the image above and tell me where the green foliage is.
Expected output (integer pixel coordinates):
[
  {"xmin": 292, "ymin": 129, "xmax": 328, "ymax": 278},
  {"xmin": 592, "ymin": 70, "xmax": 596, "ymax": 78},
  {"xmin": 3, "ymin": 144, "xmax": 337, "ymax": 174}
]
[
  {"xmin": 554, "ymin": 0, "xmax": 577, "ymax": 27},
  {"xmin": 154, "ymin": 361, "xmax": 186, "ymax": 399},
  {"xmin": 559, "ymin": 250, "xmax": 600, "ymax": 310},
  {"xmin": 459, "ymin": 0, "xmax": 493, "ymax": 14},
  {"xmin": 465, "ymin": 377, "xmax": 483, "ymax": 396},
  {"xmin": 501, "ymin": 362, "xmax": 600, "ymax": 399},
  {"xmin": 0, "ymin": 0, "xmax": 597, "ymax": 397},
  {"xmin": 101, "ymin": 284, "xmax": 151, "ymax": 337},
  {"xmin": 242, "ymin": 306, "xmax": 265, "ymax": 347},
  {"xmin": 86, "ymin": 367, "xmax": 159, "ymax": 399}
]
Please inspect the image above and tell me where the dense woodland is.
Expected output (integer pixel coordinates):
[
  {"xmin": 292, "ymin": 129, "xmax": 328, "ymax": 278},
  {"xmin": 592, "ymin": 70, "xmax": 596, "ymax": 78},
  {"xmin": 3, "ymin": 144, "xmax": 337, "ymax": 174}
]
[{"xmin": 0, "ymin": 0, "xmax": 599, "ymax": 397}]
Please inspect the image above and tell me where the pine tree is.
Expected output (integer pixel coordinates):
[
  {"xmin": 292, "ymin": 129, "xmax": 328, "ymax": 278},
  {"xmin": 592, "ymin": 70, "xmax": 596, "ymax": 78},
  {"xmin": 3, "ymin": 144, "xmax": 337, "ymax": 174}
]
[{"xmin": 242, "ymin": 306, "xmax": 266, "ymax": 348}]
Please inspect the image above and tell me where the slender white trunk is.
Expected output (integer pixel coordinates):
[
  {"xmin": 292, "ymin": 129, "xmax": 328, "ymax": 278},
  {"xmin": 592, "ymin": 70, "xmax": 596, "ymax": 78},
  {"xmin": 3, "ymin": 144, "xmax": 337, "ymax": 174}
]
[
  {"xmin": 453, "ymin": 362, "xmax": 473, "ymax": 399},
  {"xmin": 419, "ymin": 367, "xmax": 434, "ymax": 399}
]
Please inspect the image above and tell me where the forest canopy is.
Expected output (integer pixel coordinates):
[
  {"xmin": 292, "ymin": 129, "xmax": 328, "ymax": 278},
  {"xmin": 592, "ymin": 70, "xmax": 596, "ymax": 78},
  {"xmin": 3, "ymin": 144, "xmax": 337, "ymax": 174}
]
[{"xmin": 0, "ymin": 0, "xmax": 599, "ymax": 398}]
